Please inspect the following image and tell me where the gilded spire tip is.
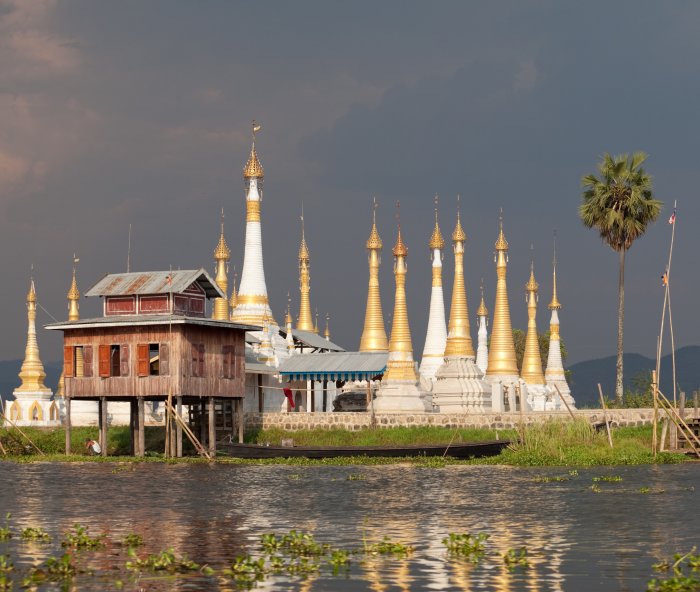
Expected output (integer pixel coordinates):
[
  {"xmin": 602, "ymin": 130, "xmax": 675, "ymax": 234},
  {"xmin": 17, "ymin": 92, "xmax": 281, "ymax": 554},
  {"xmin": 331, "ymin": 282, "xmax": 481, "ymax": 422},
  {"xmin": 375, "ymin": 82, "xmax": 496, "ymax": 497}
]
[
  {"xmin": 243, "ymin": 121, "xmax": 264, "ymax": 179},
  {"xmin": 429, "ymin": 195, "xmax": 445, "ymax": 249},
  {"xmin": 495, "ymin": 209, "xmax": 508, "ymax": 251},
  {"xmin": 367, "ymin": 198, "xmax": 383, "ymax": 250}
]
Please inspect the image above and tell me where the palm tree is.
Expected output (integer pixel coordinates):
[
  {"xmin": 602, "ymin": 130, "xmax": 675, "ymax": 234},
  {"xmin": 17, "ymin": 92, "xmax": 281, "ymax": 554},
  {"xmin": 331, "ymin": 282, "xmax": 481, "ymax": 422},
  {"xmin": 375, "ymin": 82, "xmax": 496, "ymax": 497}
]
[{"xmin": 579, "ymin": 152, "xmax": 662, "ymax": 404}]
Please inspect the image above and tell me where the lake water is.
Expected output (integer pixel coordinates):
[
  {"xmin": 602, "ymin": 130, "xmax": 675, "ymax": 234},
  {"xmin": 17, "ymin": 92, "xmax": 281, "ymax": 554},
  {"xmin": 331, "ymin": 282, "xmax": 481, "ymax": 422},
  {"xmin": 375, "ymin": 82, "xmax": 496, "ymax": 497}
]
[{"xmin": 0, "ymin": 461, "xmax": 696, "ymax": 590}]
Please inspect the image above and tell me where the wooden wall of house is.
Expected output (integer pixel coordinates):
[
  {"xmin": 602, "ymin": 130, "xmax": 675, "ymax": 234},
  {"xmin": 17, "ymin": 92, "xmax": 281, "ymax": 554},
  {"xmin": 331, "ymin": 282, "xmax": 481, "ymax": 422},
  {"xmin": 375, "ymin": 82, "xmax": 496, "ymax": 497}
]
[{"xmin": 64, "ymin": 324, "xmax": 245, "ymax": 399}]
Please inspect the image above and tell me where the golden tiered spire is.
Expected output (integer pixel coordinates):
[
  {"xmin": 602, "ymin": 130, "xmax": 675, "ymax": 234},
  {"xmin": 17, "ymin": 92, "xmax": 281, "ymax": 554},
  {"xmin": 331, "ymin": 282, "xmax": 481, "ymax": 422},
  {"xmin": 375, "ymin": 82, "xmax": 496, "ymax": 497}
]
[
  {"xmin": 243, "ymin": 121, "xmax": 264, "ymax": 179},
  {"xmin": 324, "ymin": 313, "xmax": 330, "ymax": 341},
  {"xmin": 296, "ymin": 210, "xmax": 314, "ymax": 332},
  {"xmin": 359, "ymin": 199, "xmax": 389, "ymax": 351},
  {"xmin": 521, "ymin": 260, "xmax": 545, "ymax": 384},
  {"xmin": 486, "ymin": 212, "xmax": 519, "ymax": 376},
  {"xmin": 444, "ymin": 201, "xmax": 475, "ymax": 357},
  {"xmin": 213, "ymin": 210, "xmax": 231, "ymax": 320},
  {"xmin": 67, "ymin": 255, "xmax": 80, "ymax": 321},
  {"xmin": 428, "ymin": 197, "xmax": 445, "ymax": 250},
  {"xmin": 384, "ymin": 213, "xmax": 418, "ymax": 382},
  {"xmin": 314, "ymin": 309, "xmax": 319, "ymax": 334},
  {"xmin": 17, "ymin": 279, "xmax": 51, "ymax": 393}
]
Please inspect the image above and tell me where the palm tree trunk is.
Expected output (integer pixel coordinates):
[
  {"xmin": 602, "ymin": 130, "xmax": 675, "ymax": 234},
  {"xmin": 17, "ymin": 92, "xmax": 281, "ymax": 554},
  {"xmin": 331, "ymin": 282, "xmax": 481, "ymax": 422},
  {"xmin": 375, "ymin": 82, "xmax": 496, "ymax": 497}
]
[{"xmin": 615, "ymin": 248, "xmax": 626, "ymax": 404}]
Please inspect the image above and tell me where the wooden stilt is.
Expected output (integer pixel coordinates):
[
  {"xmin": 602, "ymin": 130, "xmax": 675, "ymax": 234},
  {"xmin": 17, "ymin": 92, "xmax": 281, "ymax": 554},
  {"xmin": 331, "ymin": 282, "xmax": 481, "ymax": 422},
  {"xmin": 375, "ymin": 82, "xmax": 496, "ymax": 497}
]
[
  {"xmin": 199, "ymin": 400, "xmax": 206, "ymax": 448},
  {"xmin": 129, "ymin": 400, "xmax": 136, "ymax": 456},
  {"xmin": 137, "ymin": 398, "xmax": 145, "ymax": 457},
  {"xmin": 208, "ymin": 397, "xmax": 216, "ymax": 455},
  {"xmin": 176, "ymin": 396, "xmax": 183, "ymax": 458},
  {"xmin": 99, "ymin": 397, "xmax": 108, "ymax": 457},
  {"xmin": 65, "ymin": 397, "xmax": 72, "ymax": 455},
  {"xmin": 237, "ymin": 398, "xmax": 244, "ymax": 443}
]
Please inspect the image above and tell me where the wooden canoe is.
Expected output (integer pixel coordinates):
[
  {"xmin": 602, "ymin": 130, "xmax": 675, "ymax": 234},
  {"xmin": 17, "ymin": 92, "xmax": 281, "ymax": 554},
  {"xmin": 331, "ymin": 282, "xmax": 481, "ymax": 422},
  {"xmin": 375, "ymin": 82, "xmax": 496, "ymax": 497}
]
[{"xmin": 226, "ymin": 440, "xmax": 509, "ymax": 459}]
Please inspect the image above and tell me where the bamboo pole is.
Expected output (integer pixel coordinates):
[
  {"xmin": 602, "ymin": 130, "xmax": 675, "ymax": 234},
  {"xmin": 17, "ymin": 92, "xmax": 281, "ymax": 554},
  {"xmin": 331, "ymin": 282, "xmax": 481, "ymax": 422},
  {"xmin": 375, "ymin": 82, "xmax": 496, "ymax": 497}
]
[
  {"xmin": 652, "ymin": 370, "xmax": 658, "ymax": 457},
  {"xmin": 553, "ymin": 384, "xmax": 576, "ymax": 420},
  {"xmin": 65, "ymin": 396, "xmax": 71, "ymax": 455},
  {"xmin": 176, "ymin": 396, "xmax": 183, "ymax": 457},
  {"xmin": 655, "ymin": 391, "xmax": 700, "ymax": 458},
  {"xmin": 1, "ymin": 413, "xmax": 44, "ymax": 454},
  {"xmin": 163, "ymin": 399, "xmax": 211, "ymax": 459},
  {"xmin": 597, "ymin": 383, "xmax": 613, "ymax": 448}
]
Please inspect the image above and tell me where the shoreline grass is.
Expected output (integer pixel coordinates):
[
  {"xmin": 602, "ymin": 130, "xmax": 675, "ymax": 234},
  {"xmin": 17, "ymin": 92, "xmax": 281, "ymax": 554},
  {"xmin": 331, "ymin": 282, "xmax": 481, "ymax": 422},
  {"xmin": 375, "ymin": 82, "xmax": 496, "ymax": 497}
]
[{"xmin": 0, "ymin": 420, "xmax": 687, "ymax": 467}]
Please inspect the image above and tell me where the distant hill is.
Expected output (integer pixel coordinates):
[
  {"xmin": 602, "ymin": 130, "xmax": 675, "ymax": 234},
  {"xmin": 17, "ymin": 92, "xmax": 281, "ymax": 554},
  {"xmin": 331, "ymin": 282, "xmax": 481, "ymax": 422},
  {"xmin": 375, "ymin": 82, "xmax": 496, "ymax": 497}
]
[
  {"xmin": 569, "ymin": 346, "xmax": 700, "ymax": 407},
  {"xmin": 0, "ymin": 360, "xmax": 62, "ymax": 405}
]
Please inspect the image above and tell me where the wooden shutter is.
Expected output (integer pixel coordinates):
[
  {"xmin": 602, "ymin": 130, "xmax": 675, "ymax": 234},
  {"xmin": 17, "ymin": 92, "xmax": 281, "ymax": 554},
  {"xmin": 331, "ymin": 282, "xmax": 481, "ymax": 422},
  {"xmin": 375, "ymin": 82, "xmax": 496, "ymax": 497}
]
[
  {"xmin": 159, "ymin": 343, "xmax": 169, "ymax": 376},
  {"xmin": 63, "ymin": 346, "xmax": 74, "ymax": 378},
  {"xmin": 83, "ymin": 345, "xmax": 93, "ymax": 377},
  {"xmin": 137, "ymin": 344, "xmax": 149, "ymax": 377},
  {"xmin": 191, "ymin": 342, "xmax": 199, "ymax": 377},
  {"xmin": 120, "ymin": 344, "xmax": 130, "ymax": 377},
  {"xmin": 98, "ymin": 344, "xmax": 110, "ymax": 377},
  {"xmin": 198, "ymin": 344, "xmax": 205, "ymax": 377}
]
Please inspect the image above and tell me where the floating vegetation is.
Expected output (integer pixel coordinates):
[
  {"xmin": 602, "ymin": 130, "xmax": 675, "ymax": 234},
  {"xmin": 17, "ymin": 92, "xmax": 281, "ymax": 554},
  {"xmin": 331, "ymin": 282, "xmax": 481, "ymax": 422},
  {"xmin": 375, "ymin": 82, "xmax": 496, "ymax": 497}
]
[
  {"xmin": 126, "ymin": 547, "xmax": 211, "ymax": 574},
  {"xmin": 649, "ymin": 548, "xmax": 700, "ymax": 591},
  {"xmin": 569, "ymin": 469, "xmax": 579, "ymax": 476},
  {"xmin": 533, "ymin": 475, "xmax": 569, "ymax": 483},
  {"xmin": 592, "ymin": 475, "xmax": 623, "ymax": 482},
  {"xmin": 442, "ymin": 533, "xmax": 489, "ymax": 561},
  {"xmin": 261, "ymin": 531, "xmax": 329, "ymax": 557},
  {"xmin": 590, "ymin": 484, "xmax": 602, "ymax": 493},
  {"xmin": 122, "ymin": 533, "xmax": 143, "ymax": 548},
  {"xmin": 23, "ymin": 553, "xmax": 76, "ymax": 587},
  {"xmin": 639, "ymin": 487, "xmax": 666, "ymax": 495},
  {"xmin": 504, "ymin": 547, "xmax": 529, "ymax": 569},
  {"xmin": 346, "ymin": 473, "xmax": 366, "ymax": 481},
  {"xmin": 221, "ymin": 554, "xmax": 266, "ymax": 587},
  {"xmin": 328, "ymin": 549, "xmax": 351, "ymax": 574},
  {"xmin": 0, "ymin": 515, "xmax": 11, "ymax": 542},
  {"xmin": 365, "ymin": 536, "xmax": 414, "ymax": 558},
  {"xmin": 61, "ymin": 524, "xmax": 105, "ymax": 549},
  {"xmin": 20, "ymin": 527, "xmax": 51, "ymax": 542},
  {"xmin": 0, "ymin": 555, "xmax": 13, "ymax": 591}
]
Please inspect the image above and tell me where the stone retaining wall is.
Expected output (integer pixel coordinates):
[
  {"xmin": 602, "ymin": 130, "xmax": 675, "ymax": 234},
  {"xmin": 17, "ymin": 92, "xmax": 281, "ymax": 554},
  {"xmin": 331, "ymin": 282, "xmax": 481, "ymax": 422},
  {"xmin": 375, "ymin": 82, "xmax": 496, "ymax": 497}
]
[{"xmin": 244, "ymin": 408, "xmax": 656, "ymax": 431}]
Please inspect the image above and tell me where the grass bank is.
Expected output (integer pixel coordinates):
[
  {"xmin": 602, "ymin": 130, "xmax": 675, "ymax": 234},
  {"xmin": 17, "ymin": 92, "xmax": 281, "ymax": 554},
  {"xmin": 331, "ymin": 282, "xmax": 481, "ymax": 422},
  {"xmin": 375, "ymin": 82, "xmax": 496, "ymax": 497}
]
[{"xmin": 0, "ymin": 420, "xmax": 687, "ymax": 466}]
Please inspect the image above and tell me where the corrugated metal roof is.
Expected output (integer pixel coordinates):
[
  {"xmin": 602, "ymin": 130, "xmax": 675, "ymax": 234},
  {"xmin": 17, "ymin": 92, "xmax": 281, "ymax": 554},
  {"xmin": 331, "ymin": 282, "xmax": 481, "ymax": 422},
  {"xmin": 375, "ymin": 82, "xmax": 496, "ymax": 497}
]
[
  {"xmin": 279, "ymin": 351, "xmax": 387, "ymax": 381},
  {"xmin": 45, "ymin": 315, "xmax": 259, "ymax": 332},
  {"xmin": 85, "ymin": 269, "xmax": 224, "ymax": 298},
  {"xmin": 278, "ymin": 328, "xmax": 345, "ymax": 352}
]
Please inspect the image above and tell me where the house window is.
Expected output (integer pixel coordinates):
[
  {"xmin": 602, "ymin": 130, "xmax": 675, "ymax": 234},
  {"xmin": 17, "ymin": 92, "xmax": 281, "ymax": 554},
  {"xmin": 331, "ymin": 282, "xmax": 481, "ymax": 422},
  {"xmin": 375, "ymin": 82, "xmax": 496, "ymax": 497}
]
[
  {"xmin": 137, "ymin": 343, "xmax": 168, "ymax": 377},
  {"xmin": 191, "ymin": 343, "xmax": 205, "ymax": 377},
  {"xmin": 99, "ymin": 344, "xmax": 128, "ymax": 377},
  {"xmin": 222, "ymin": 345, "xmax": 236, "ymax": 379}
]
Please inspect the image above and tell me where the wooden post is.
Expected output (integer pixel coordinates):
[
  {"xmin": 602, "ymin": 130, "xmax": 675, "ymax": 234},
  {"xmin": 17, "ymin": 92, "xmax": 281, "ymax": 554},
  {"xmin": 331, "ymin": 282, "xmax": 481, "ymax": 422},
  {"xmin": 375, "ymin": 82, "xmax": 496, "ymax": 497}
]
[
  {"xmin": 694, "ymin": 390, "xmax": 698, "ymax": 419},
  {"xmin": 176, "ymin": 396, "xmax": 183, "ymax": 458},
  {"xmin": 310, "ymin": 381, "xmax": 316, "ymax": 412},
  {"xmin": 237, "ymin": 399, "xmax": 244, "ymax": 443},
  {"xmin": 99, "ymin": 397, "xmax": 108, "ymax": 457},
  {"xmin": 597, "ymin": 383, "xmax": 613, "ymax": 449},
  {"xmin": 322, "ymin": 379, "xmax": 328, "ymax": 412},
  {"xmin": 208, "ymin": 397, "xmax": 216, "ymax": 455},
  {"xmin": 199, "ymin": 400, "xmax": 206, "ymax": 447},
  {"xmin": 137, "ymin": 397, "xmax": 145, "ymax": 457},
  {"xmin": 257, "ymin": 374, "xmax": 264, "ymax": 413},
  {"xmin": 652, "ymin": 370, "xmax": 658, "ymax": 457},
  {"xmin": 129, "ymin": 400, "xmax": 136, "ymax": 456},
  {"xmin": 65, "ymin": 397, "xmax": 72, "ymax": 455}
]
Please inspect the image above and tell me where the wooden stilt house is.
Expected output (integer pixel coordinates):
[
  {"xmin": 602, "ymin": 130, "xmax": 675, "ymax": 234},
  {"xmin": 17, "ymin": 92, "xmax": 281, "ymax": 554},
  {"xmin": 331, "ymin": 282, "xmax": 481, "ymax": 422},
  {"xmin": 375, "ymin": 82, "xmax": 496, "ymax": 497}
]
[{"xmin": 46, "ymin": 269, "xmax": 257, "ymax": 457}]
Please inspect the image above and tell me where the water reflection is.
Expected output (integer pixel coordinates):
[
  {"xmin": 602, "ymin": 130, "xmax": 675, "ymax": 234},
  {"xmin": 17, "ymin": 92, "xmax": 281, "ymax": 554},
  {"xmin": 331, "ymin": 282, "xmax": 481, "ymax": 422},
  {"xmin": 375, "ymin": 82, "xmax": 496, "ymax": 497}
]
[{"xmin": 0, "ymin": 463, "xmax": 696, "ymax": 590}]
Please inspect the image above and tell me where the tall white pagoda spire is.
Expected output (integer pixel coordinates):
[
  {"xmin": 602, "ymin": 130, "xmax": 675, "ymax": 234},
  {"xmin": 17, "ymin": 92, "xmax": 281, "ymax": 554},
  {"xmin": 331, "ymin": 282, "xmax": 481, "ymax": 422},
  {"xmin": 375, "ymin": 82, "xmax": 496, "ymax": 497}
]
[
  {"xmin": 476, "ymin": 281, "xmax": 489, "ymax": 373},
  {"xmin": 231, "ymin": 121, "xmax": 276, "ymax": 326},
  {"xmin": 420, "ymin": 196, "xmax": 447, "ymax": 382},
  {"xmin": 545, "ymin": 235, "xmax": 575, "ymax": 408}
]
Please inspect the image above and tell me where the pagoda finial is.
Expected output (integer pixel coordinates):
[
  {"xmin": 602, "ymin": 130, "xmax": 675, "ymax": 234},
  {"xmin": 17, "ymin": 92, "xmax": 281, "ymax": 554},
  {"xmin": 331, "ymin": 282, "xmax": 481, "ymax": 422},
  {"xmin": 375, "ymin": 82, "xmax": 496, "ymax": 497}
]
[
  {"xmin": 16, "ymin": 278, "xmax": 50, "ymax": 393},
  {"xmin": 429, "ymin": 194, "xmax": 445, "ymax": 249},
  {"xmin": 477, "ymin": 279, "xmax": 488, "ymax": 317},
  {"xmin": 324, "ymin": 313, "xmax": 330, "ymax": 341},
  {"xmin": 495, "ymin": 206, "xmax": 508, "ymax": 251},
  {"xmin": 392, "ymin": 201, "xmax": 408, "ymax": 257},
  {"xmin": 549, "ymin": 231, "xmax": 561, "ymax": 310},
  {"xmin": 522, "ymin": 256, "xmax": 545, "ymax": 385},
  {"xmin": 314, "ymin": 308, "xmax": 319, "ymax": 334},
  {"xmin": 452, "ymin": 195, "xmax": 466, "ymax": 242},
  {"xmin": 213, "ymin": 210, "xmax": 231, "ymax": 320},
  {"xmin": 67, "ymin": 254, "xmax": 80, "ymax": 321},
  {"xmin": 243, "ymin": 120, "xmax": 264, "ymax": 179},
  {"xmin": 360, "ymin": 198, "xmax": 389, "ymax": 351}
]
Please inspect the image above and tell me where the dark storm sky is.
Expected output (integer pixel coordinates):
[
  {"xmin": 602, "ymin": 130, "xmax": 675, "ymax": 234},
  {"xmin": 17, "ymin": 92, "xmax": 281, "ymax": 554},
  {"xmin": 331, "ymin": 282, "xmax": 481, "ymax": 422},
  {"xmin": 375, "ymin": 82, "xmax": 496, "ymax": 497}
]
[{"xmin": 2, "ymin": 1, "xmax": 698, "ymax": 368}]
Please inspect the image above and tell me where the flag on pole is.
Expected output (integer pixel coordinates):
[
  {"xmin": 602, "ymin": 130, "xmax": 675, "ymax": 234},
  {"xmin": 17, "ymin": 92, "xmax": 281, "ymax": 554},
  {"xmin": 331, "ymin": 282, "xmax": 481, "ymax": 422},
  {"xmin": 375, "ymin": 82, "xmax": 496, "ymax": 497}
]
[{"xmin": 668, "ymin": 209, "xmax": 676, "ymax": 224}]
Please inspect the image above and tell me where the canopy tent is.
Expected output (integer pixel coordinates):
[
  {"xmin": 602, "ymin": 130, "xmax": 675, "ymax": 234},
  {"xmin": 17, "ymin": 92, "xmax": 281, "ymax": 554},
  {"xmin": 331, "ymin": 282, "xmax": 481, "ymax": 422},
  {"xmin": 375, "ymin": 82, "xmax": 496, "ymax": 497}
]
[{"xmin": 279, "ymin": 351, "xmax": 387, "ymax": 382}]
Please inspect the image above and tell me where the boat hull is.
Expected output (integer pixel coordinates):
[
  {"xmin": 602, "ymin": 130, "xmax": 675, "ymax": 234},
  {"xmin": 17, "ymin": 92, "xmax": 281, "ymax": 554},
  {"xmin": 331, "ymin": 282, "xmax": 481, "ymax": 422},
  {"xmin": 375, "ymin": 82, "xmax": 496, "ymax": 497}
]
[{"xmin": 226, "ymin": 440, "xmax": 509, "ymax": 459}]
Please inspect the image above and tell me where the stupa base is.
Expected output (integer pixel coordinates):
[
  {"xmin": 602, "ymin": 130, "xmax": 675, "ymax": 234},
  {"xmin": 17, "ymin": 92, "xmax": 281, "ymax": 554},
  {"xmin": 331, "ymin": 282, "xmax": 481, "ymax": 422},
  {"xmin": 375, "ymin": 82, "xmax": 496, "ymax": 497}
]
[
  {"xmin": 373, "ymin": 381, "xmax": 432, "ymax": 413},
  {"xmin": 432, "ymin": 356, "xmax": 491, "ymax": 413}
]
